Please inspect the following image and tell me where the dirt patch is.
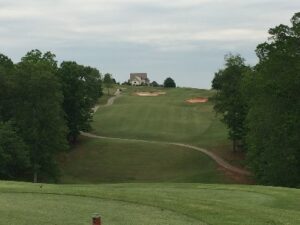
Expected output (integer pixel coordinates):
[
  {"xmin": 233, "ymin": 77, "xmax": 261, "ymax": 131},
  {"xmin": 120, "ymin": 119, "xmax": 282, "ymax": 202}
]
[
  {"xmin": 135, "ymin": 92, "xmax": 166, "ymax": 97},
  {"xmin": 186, "ymin": 97, "xmax": 208, "ymax": 104},
  {"xmin": 217, "ymin": 166, "xmax": 255, "ymax": 184}
]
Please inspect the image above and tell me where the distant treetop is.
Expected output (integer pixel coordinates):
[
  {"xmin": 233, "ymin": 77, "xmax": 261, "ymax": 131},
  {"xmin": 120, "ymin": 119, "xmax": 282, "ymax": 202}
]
[{"xmin": 164, "ymin": 77, "xmax": 176, "ymax": 88}]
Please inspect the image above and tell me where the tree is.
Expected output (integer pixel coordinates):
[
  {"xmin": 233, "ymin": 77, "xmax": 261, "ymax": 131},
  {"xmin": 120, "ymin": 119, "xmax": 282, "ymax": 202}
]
[
  {"xmin": 164, "ymin": 77, "xmax": 176, "ymax": 88},
  {"xmin": 83, "ymin": 66, "xmax": 103, "ymax": 106},
  {"xmin": 245, "ymin": 12, "xmax": 300, "ymax": 186},
  {"xmin": 122, "ymin": 81, "xmax": 130, "ymax": 85},
  {"xmin": 0, "ymin": 54, "xmax": 15, "ymax": 122},
  {"xmin": 58, "ymin": 61, "xmax": 102, "ymax": 143},
  {"xmin": 211, "ymin": 54, "xmax": 250, "ymax": 152},
  {"xmin": 0, "ymin": 122, "xmax": 30, "ymax": 180},
  {"xmin": 151, "ymin": 81, "xmax": 159, "ymax": 87},
  {"xmin": 0, "ymin": 50, "xmax": 104, "ymax": 182},
  {"xmin": 103, "ymin": 73, "xmax": 114, "ymax": 95},
  {"xmin": 13, "ymin": 50, "xmax": 68, "ymax": 182}
]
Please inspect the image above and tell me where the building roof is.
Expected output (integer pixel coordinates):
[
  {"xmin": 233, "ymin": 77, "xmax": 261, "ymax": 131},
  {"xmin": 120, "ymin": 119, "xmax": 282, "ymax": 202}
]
[{"xmin": 130, "ymin": 73, "xmax": 148, "ymax": 80}]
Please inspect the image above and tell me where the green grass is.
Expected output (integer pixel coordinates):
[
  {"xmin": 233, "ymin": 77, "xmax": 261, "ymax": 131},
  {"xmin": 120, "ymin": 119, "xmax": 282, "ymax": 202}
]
[
  {"xmin": 59, "ymin": 87, "xmax": 242, "ymax": 184},
  {"xmin": 92, "ymin": 87, "xmax": 228, "ymax": 148},
  {"xmin": 95, "ymin": 86, "xmax": 238, "ymax": 166},
  {"xmin": 97, "ymin": 86, "xmax": 119, "ymax": 105},
  {"xmin": 59, "ymin": 136, "xmax": 229, "ymax": 184},
  {"xmin": 1, "ymin": 181, "xmax": 299, "ymax": 225}
]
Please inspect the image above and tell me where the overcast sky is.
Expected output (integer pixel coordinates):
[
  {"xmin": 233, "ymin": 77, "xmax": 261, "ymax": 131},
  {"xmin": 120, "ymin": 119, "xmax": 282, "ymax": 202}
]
[{"xmin": 1, "ymin": 0, "xmax": 299, "ymax": 88}]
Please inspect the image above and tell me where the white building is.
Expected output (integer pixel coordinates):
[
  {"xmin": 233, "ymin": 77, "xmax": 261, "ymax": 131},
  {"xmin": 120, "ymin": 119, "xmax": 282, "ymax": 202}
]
[{"xmin": 130, "ymin": 73, "xmax": 150, "ymax": 86}]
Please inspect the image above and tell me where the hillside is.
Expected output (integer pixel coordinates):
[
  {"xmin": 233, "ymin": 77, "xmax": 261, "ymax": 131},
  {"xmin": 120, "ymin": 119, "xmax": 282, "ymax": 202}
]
[
  {"xmin": 1, "ymin": 181, "xmax": 299, "ymax": 225},
  {"xmin": 92, "ymin": 87, "xmax": 226, "ymax": 148},
  {"xmin": 91, "ymin": 87, "xmax": 244, "ymax": 166},
  {"xmin": 60, "ymin": 87, "xmax": 249, "ymax": 184}
]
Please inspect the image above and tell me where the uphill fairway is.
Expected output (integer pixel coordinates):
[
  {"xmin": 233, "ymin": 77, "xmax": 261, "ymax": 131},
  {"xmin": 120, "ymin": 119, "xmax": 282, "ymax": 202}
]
[
  {"xmin": 92, "ymin": 87, "xmax": 228, "ymax": 149},
  {"xmin": 60, "ymin": 136, "xmax": 228, "ymax": 184},
  {"xmin": 1, "ymin": 181, "xmax": 299, "ymax": 225},
  {"xmin": 60, "ymin": 87, "xmax": 251, "ymax": 184},
  {"xmin": 90, "ymin": 87, "xmax": 244, "ymax": 173}
]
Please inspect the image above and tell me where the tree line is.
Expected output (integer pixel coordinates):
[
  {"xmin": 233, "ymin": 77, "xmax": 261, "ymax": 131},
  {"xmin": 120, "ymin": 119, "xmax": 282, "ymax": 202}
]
[
  {"xmin": 212, "ymin": 12, "xmax": 300, "ymax": 187},
  {"xmin": 121, "ymin": 77, "xmax": 176, "ymax": 87},
  {"xmin": 0, "ymin": 50, "xmax": 103, "ymax": 183}
]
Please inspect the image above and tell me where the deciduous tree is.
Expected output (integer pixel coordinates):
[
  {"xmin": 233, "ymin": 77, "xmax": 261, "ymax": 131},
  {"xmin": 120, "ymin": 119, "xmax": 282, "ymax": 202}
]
[
  {"xmin": 103, "ymin": 73, "xmax": 114, "ymax": 95},
  {"xmin": 164, "ymin": 77, "xmax": 176, "ymax": 88},
  {"xmin": 0, "ymin": 54, "xmax": 15, "ymax": 121},
  {"xmin": 13, "ymin": 50, "xmax": 68, "ymax": 182},
  {"xmin": 245, "ymin": 13, "xmax": 300, "ymax": 186},
  {"xmin": 151, "ymin": 81, "xmax": 159, "ymax": 87},
  {"xmin": 212, "ymin": 54, "xmax": 250, "ymax": 152},
  {"xmin": 58, "ymin": 62, "xmax": 102, "ymax": 143},
  {"xmin": 0, "ymin": 122, "xmax": 30, "ymax": 180}
]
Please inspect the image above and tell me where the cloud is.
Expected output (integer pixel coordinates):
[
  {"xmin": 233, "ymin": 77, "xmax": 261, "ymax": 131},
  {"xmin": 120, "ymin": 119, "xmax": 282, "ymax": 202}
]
[
  {"xmin": 0, "ymin": 0, "xmax": 299, "ymax": 87},
  {"xmin": 0, "ymin": 8, "xmax": 42, "ymax": 19}
]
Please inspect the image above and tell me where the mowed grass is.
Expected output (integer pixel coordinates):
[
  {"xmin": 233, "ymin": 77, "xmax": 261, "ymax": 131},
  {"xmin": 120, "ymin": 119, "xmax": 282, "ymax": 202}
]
[
  {"xmin": 59, "ymin": 87, "xmax": 241, "ymax": 184},
  {"xmin": 93, "ymin": 86, "xmax": 246, "ymax": 167},
  {"xmin": 92, "ymin": 87, "xmax": 228, "ymax": 148},
  {"xmin": 60, "ymin": 136, "xmax": 228, "ymax": 184},
  {"xmin": 1, "ymin": 181, "xmax": 299, "ymax": 225}
]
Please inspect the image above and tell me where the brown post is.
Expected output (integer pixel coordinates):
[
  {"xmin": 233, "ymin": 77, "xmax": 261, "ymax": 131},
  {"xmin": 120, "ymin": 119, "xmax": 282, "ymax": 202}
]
[{"xmin": 92, "ymin": 213, "xmax": 101, "ymax": 225}]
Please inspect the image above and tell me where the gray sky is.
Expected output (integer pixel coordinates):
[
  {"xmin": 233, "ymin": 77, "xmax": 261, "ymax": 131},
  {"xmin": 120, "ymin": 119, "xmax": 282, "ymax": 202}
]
[{"xmin": 1, "ymin": 0, "xmax": 299, "ymax": 88}]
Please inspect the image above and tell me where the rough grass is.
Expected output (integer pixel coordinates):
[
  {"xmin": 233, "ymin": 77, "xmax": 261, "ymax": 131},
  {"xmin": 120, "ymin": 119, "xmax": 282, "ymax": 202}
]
[
  {"xmin": 1, "ymin": 181, "xmax": 299, "ymax": 225},
  {"xmin": 59, "ymin": 136, "xmax": 229, "ymax": 184}
]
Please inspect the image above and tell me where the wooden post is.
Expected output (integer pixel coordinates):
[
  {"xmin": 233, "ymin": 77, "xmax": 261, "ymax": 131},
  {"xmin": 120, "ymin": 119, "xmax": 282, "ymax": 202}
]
[{"xmin": 92, "ymin": 214, "xmax": 101, "ymax": 225}]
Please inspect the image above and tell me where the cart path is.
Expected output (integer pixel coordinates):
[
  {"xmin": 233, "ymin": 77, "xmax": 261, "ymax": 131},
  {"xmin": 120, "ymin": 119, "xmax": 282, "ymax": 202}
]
[
  {"xmin": 84, "ymin": 89, "xmax": 251, "ymax": 176},
  {"xmin": 92, "ymin": 89, "xmax": 121, "ymax": 113}
]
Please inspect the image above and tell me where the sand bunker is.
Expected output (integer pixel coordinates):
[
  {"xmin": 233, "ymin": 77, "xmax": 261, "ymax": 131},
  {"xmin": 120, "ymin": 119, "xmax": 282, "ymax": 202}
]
[
  {"xmin": 135, "ymin": 92, "xmax": 166, "ymax": 97},
  {"xmin": 186, "ymin": 97, "xmax": 208, "ymax": 103}
]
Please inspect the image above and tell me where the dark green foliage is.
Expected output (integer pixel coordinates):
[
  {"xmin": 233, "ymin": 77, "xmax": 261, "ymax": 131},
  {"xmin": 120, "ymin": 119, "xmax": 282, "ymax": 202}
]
[
  {"xmin": 164, "ymin": 77, "xmax": 176, "ymax": 88},
  {"xmin": 0, "ymin": 54, "xmax": 15, "ymax": 121},
  {"xmin": 103, "ymin": 73, "xmax": 114, "ymax": 95},
  {"xmin": 245, "ymin": 13, "xmax": 300, "ymax": 186},
  {"xmin": 151, "ymin": 81, "xmax": 159, "ymax": 87},
  {"xmin": 211, "ymin": 54, "xmax": 250, "ymax": 151},
  {"xmin": 58, "ymin": 62, "xmax": 102, "ymax": 143},
  {"xmin": 83, "ymin": 66, "xmax": 103, "ymax": 106},
  {"xmin": 122, "ymin": 80, "xmax": 131, "ymax": 85},
  {"xmin": 13, "ymin": 50, "xmax": 68, "ymax": 182},
  {"xmin": 0, "ymin": 122, "xmax": 30, "ymax": 180},
  {"xmin": 213, "ymin": 13, "xmax": 300, "ymax": 186},
  {"xmin": 0, "ymin": 50, "xmax": 104, "ymax": 182},
  {"xmin": 0, "ymin": 54, "xmax": 14, "ymax": 69}
]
